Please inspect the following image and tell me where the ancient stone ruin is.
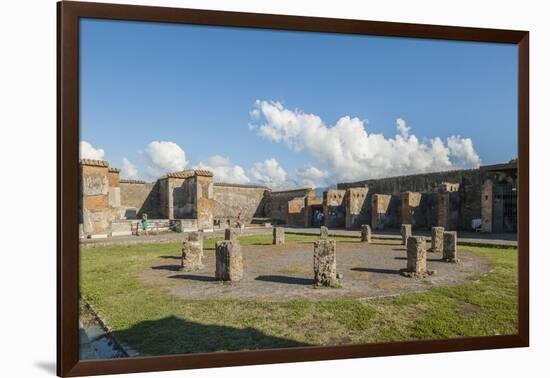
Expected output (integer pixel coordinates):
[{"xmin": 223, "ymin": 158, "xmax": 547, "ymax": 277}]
[
  {"xmin": 401, "ymin": 224, "xmax": 412, "ymax": 246},
  {"xmin": 401, "ymin": 236, "xmax": 435, "ymax": 278},
  {"xmin": 215, "ymin": 240, "xmax": 243, "ymax": 281},
  {"xmin": 443, "ymin": 231, "xmax": 459, "ymax": 263},
  {"xmin": 313, "ymin": 239, "xmax": 339, "ymax": 287},
  {"xmin": 361, "ymin": 224, "xmax": 372, "ymax": 242},
  {"xmin": 319, "ymin": 226, "xmax": 329, "ymax": 240},
  {"xmin": 273, "ymin": 227, "xmax": 285, "ymax": 245},
  {"xmin": 79, "ymin": 158, "xmax": 517, "ymax": 239},
  {"xmin": 180, "ymin": 231, "xmax": 204, "ymax": 271},
  {"xmin": 430, "ymin": 226, "xmax": 444, "ymax": 253}
]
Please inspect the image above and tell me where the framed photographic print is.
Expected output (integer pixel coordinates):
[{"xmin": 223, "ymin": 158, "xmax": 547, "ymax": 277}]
[{"xmin": 57, "ymin": 1, "xmax": 529, "ymax": 376}]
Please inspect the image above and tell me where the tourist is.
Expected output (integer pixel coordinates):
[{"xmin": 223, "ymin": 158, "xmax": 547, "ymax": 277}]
[
  {"xmin": 141, "ymin": 213, "xmax": 150, "ymax": 236},
  {"xmin": 236, "ymin": 213, "xmax": 243, "ymax": 230}
]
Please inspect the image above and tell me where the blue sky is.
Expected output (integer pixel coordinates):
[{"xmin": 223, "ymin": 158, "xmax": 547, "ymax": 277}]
[{"xmin": 79, "ymin": 18, "xmax": 517, "ymax": 187}]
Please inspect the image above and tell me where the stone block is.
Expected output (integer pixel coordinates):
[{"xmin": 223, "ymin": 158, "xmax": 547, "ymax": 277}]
[
  {"xmin": 181, "ymin": 233, "xmax": 204, "ymax": 271},
  {"xmin": 273, "ymin": 227, "xmax": 285, "ymax": 245},
  {"xmin": 401, "ymin": 236, "xmax": 434, "ymax": 278},
  {"xmin": 215, "ymin": 240, "xmax": 243, "ymax": 281},
  {"xmin": 401, "ymin": 224, "xmax": 412, "ymax": 246},
  {"xmin": 320, "ymin": 226, "xmax": 329, "ymax": 240},
  {"xmin": 430, "ymin": 226, "xmax": 444, "ymax": 253},
  {"xmin": 443, "ymin": 231, "xmax": 459, "ymax": 262},
  {"xmin": 313, "ymin": 239, "xmax": 338, "ymax": 287},
  {"xmin": 360, "ymin": 224, "xmax": 372, "ymax": 242}
]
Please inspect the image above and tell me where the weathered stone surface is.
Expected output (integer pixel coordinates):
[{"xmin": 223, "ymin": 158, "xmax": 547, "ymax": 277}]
[
  {"xmin": 443, "ymin": 231, "xmax": 459, "ymax": 262},
  {"xmin": 430, "ymin": 226, "xmax": 444, "ymax": 253},
  {"xmin": 273, "ymin": 227, "xmax": 285, "ymax": 245},
  {"xmin": 181, "ymin": 232, "xmax": 204, "ymax": 271},
  {"xmin": 225, "ymin": 228, "xmax": 238, "ymax": 241},
  {"xmin": 401, "ymin": 191, "xmax": 421, "ymax": 225},
  {"xmin": 401, "ymin": 224, "xmax": 412, "ymax": 246},
  {"xmin": 320, "ymin": 226, "xmax": 329, "ymax": 240},
  {"xmin": 401, "ymin": 236, "xmax": 434, "ymax": 278},
  {"xmin": 313, "ymin": 239, "xmax": 338, "ymax": 287},
  {"xmin": 345, "ymin": 187, "xmax": 369, "ymax": 228},
  {"xmin": 371, "ymin": 193, "xmax": 392, "ymax": 230},
  {"xmin": 360, "ymin": 224, "xmax": 372, "ymax": 242},
  {"xmin": 215, "ymin": 240, "xmax": 243, "ymax": 281},
  {"xmin": 481, "ymin": 179, "xmax": 493, "ymax": 232}
]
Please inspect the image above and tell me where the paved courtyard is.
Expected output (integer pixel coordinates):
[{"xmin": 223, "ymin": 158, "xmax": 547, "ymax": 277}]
[{"xmin": 139, "ymin": 238, "xmax": 492, "ymax": 301}]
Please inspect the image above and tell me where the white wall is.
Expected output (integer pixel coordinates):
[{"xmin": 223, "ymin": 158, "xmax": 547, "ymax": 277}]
[{"xmin": 1, "ymin": 0, "xmax": 548, "ymax": 377}]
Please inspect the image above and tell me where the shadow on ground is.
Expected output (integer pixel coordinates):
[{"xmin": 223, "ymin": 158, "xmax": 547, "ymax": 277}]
[
  {"xmin": 168, "ymin": 274, "xmax": 216, "ymax": 282},
  {"xmin": 394, "ymin": 256, "xmax": 442, "ymax": 262},
  {"xmin": 350, "ymin": 267, "xmax": 399, "ymax": 275},
  {"xmin": 255, "ymin": 275, "xmax": 313, "ymax": 285},
  {"xmin": 151, "ymin": 264, "xmax": 181, "ymax": 272},
  {"xmin": 112, "ymin": 315, "xmax": 312, "ymax": 356}
]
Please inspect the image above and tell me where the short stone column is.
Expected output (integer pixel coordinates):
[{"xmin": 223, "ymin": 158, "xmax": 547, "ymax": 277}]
[
  {"xmin": 224, "ymin": 228, "xmax": 238, "ymax": 241},
  {"xmin": 215, "ymin": 240, "xmax": 243, "ymax": 281},
  {"xmin": 313, "ymin": 239, "xmax": 339, "ymax": 287},
  {"xmin": 360, "ymin": 224, "xmax": 372, "ymax": 242},
  {"xmin": 430, "ymin": 227, "xmax": 444, "ymax": 253},
  {"xmin": 400, "ymin": 236, "xmax": 434, "ymax": 278},
  {"xmin": 273, "ymin": 227, "xmax": 285, "ymax": 245},
  {"xmin": 181, "ymin": 231, "xmax": 204, "ymax": 271},
  {"xmin": 401, "ymin": 224, "xmax": 412, "ymax": 245},
  {"xmin": 320, "ymin": 226, "xmax": 329, "ymax": 240},
  {"xmin": 443, "ymin": 231, "xmax": 459, "ymax": 262}
]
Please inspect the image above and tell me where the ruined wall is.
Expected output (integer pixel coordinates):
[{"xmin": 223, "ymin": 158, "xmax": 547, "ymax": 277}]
[
  {"xmin": 324, "ymin": 189, "xmax": 346, "ymax": 228},
  {"xmin": 401, "ymin": 191, "xmax": 422, "ymax": 226},
  {"xmin": 196, "ymin": 175, "xmax": 214, "ymax": 230},
  {"xmin": 345, "ymin": 187, "xmax": 369, "ymax": 229},
  {"xmin": 119, "ymin": 180, "xmax": 160, "ymax": 219},
  {"xmin": 270, "ymin": 188, "xmax": 313, "ymax": 224},
  {"xmin": 338, "ymin": 168, "xmax": 505, "ymax": 230},
  {"xmin": 171, "ymin": 177, "xmax": 196, "ymax": 219},
  {"xmin": 80, "ymin": 160, "xmax": 121, "ymax": 237},
  {"xmin": 213, "ymin": 183, "xmax": 270, "ymax": 224}
]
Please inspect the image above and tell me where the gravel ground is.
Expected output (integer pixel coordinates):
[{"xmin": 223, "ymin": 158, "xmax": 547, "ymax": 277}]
[{"xmin": 139, "ymin": 239, "xmax": 492, "ymax": 301}]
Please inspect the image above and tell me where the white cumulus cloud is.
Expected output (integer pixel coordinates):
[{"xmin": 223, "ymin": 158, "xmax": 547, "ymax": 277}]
[
  {"xmin": 251, "ymin": 100, "xmax": 482, "ymax": 182},
  {"xmin": 195, "ymin": 155, "xmax": 250, "ymax": 184},
  {"xmin": 291, "ymin": 166, "xmax": 329, "ymax": 188},
  {"xmin": 80, "ymin": 141, "xmax": 105, "ymax": 160},
  {"xmin": 250, "ymin": 158, "xmax": 287, "ymax": 188},
  {"xmin": 144, "ymin": 141, "xmax": 188, "ymax": 178},
  {"xmin": 121, "ymin": 157, "xmax": 139, "ymax": 180}
]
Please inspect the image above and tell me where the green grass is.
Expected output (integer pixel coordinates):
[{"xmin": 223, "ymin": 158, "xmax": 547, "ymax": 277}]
[{"xmin": 80, "ymin": 235, "xmax": 518, "ymax": 356}]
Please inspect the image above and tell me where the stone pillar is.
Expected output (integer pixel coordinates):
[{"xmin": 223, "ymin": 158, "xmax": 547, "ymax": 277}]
[
  {"xmin": 401, "ymin": 191, "xmax": 421, "ymax": 226},
  {"xmin": 181, "ymin": 231, "xmax": 204, "ymax": 271},
  {"xmin": 313, "ymin": 239, "xmax": 338, "ymax": 287},
  {"xmin": 361, "ymin": 224, "xmax": 371, "ymax": 242},
  {"xmin": 344, "ymin": 187, "xmax": 368, "ymax": 229},
  {"xmin": 437, "ymin": 182, "xmax": 460, "ymax": 229},
  {"xmin": 215, "ymin": 240, "xmax": 243, "ymax": 281},
  {"xmin": 400, "ymin": 236, "xmax": 434, "ymax": 278},
  {"xmin": 430, "ymin": 226, "xmax": 444, "ymax": 253},
  {"xmin": 481, "ymin": 179, "xmax": 493, "ymax": 233},
  {"xmin": 443, "ymin": 231, "xmax": 459, "ymax": 262},
  {"xmin": 273, "ymin": 227, "xmax": 285, "ymax": 245},
  {"xmin": 225, "ymin": 228, "xmax": 238, "ymax": 241},
  {"xmin": 371, "ymin": 194, "xmax": 391, "ymax": 230},
  {"xmin": 320, "ymin": 226, "xmax": 329, "ymax": 240},
  {"xmin": 401, "ymin": 224, "xmax": 412, "ymax": 245}
]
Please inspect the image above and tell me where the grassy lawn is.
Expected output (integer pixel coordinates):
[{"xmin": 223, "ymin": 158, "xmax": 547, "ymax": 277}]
[{"xmin": 80, "ymin": 234, "xmax": 518, "ymax": 355}]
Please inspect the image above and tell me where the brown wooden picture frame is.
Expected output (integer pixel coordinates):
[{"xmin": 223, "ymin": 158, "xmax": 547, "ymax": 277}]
[{"xmin": 57, "ymin": 1, "xmax": 529, "ymax": 376}]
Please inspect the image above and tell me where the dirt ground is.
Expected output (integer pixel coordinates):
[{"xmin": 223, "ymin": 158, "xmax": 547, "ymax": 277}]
[{"xmin": 139, "ymin": 239, "xmax": 492, "ymax": 301}]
